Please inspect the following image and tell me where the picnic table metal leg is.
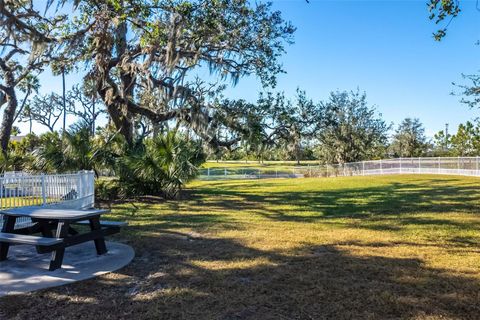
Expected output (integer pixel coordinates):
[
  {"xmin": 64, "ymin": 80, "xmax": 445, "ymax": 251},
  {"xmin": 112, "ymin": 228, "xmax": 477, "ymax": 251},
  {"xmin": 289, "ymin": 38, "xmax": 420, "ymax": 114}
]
[
  {"xmin": 39, "ymin": 220, "xmax": 54, "ymax": 237},
  {"xmin": 49, "ymin": 221, "xmax": 69, "ymax": 271},
  {"xmin": 0, "ymin": 216, "xmax": 16, "ymax": 261},
  {"xmin": 89, "ymin": 216, "xmax": 107, "ymax": 255},
  {"xmin": 35, "ymin": 220, "xmax": 54, "ymax": 254}
]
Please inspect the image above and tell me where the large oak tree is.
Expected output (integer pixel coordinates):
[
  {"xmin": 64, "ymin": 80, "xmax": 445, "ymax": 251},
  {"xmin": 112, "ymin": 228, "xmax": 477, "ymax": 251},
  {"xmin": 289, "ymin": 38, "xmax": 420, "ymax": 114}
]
[
  {"xmin": 56, "ymin": 0, "xmax": 295, "ymax": 148},
  {"xmin": 0, "ymin": 0, "xmax": 63, "ymax": 154},
  {"xmin": 316, "ymin": 90, "xmax": 389, "ymax": 164}
]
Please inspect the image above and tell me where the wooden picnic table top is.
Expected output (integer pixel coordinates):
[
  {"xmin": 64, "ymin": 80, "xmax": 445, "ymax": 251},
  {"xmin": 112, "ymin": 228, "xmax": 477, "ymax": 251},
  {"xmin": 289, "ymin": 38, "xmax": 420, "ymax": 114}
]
[{"xmin": 0, "ymin": 207, "xmax": 109, "ymax": 220}]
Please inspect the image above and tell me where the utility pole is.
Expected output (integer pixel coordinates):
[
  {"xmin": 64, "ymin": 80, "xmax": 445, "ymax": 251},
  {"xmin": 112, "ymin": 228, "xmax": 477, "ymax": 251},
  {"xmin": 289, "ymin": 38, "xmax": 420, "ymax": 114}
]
[
  {"xmin": 444, "ymin": 123, "xmax": 449, "ymax": 151},
  {"xmin": 62, "ymin": 68, "xmax": 66, "ymax": 132},
  {"xmin": 92, "ymin": 97, "xmax": 96, "ymax": 135}
]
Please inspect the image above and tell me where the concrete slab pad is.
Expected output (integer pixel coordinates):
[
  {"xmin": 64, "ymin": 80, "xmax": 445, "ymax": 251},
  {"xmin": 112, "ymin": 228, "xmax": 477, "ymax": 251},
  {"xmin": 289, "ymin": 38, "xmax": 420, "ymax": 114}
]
[{"xmin": 0, "ymin": 241, "xmax": 134, "ymax": 296}]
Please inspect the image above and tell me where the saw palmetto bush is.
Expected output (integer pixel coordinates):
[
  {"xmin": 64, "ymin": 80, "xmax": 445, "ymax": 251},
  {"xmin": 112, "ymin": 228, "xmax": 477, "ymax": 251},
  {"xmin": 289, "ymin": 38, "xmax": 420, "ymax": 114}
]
[
  {"xmin": 32, "ymin": 123, "xmax": 97, "ymax": 173},
  {"xmin": 117, "ymin": 131, "xmax": 206, "ymax": 199},
  {"xmin": 62, "ymin": 122, "xmax": 98, "ymax": 171},
  {"xmin": 0, "ymin": 149, "xmax": 24, "ymax": 172},
  {"xmin": 31, "ymin": 131, "xmax": 64, "ymax": 173}
]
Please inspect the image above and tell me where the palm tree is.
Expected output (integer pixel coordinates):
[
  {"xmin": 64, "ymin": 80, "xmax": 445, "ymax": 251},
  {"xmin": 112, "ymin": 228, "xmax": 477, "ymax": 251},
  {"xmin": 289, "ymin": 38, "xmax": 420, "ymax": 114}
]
[{"xmin": 33, "ymin": 122, "xmax": 97, "ymax": 173}]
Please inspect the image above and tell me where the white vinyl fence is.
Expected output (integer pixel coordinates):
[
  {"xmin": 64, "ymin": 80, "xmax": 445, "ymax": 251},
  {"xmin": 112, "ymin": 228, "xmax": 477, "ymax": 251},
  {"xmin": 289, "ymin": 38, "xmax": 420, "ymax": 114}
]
[
  {"xmin": 0, "ymin": 171, "xmax": 95, "ymax": 229},
  {"xmin": 199, "ymin": 167, "xmax": 304, "ymax": 180},
  {"xmin": 293, "ymin": 157, "xmax": 480, "ymax": 178},
  {"xmin": 199, "ymin": 157, "xmax": 480, "ymax": 180}
]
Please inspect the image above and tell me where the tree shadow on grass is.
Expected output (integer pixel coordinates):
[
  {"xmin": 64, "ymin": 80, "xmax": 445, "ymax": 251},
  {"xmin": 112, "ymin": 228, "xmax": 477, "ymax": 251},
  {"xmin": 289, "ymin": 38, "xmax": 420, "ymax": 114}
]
[
  {"xmin": 108, "ymin": 176, "xmax": 480, "ymax": 242},
  {"xmin": 187, "ymin": 177, "xmax": 480, "ymax": 223},
  {"xmin": 3, "ymin": 176, "xmax": 477, "ymax": 318},
  {"xmin": 1, "ymin": 231, "xmax": 480, "ymax": 319}
]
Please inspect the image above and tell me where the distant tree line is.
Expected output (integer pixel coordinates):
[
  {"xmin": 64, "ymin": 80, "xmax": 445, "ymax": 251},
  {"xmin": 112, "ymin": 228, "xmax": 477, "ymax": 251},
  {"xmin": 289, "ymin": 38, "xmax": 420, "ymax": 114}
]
[
  {"xmin": 210, "ymin": 91, "xmax": 480, "ymax": 163},
  {"xmin": 6, "ymin": 85, "xmax": 480, "ymax": 172}
]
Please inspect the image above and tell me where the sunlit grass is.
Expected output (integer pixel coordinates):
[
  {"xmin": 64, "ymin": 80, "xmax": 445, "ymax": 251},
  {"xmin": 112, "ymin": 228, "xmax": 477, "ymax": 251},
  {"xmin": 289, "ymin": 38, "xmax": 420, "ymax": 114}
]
[
  {"xmin": 0, "ymin": 197, "xmax": 44, "ymax": 208},
  {"xmin": 2, "ymin": 174, "xmax": 480, "ymax": 319}
]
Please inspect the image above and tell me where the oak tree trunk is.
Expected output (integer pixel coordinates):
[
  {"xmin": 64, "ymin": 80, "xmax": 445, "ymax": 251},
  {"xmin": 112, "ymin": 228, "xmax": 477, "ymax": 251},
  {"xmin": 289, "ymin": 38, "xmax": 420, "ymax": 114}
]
[
  {"xmin": 105, "ymin": 101, "xmax": 134, "ymax": 145},
  {"xmin": 0, "ymin": 87, "xmax": 18, "ymax": 154}
]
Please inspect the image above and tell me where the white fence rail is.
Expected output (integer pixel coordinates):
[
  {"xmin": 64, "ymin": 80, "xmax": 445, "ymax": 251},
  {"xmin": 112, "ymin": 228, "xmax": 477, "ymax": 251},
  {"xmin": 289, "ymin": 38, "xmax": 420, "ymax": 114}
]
[
  {"xmin": 199, "ymin": 167, "xmax": 304, "ymax": 180},
  {"xmin": 293, "ymin": 157, "xmax": 480, "ymax": 178},
  {"xmin": 0, "ymin": 171, "xmax": 95, "ymax": 229},
  {"xmin": 198, "ymin": 157, "xmax": 480, "ymax": 180}
]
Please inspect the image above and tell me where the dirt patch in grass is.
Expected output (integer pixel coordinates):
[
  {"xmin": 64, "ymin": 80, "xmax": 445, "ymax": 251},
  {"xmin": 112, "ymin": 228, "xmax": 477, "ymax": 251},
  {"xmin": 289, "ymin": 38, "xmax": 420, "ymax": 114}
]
[{"xmin": 1, "ymin": 175, "xmax": 480, "ymax": 319}]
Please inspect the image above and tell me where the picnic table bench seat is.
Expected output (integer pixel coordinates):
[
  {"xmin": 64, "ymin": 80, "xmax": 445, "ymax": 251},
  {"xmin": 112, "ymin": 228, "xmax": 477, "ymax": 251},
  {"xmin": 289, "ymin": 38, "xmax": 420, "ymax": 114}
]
[
  {"xmin": 0, "ymin": 207, "xmax": 127, "ymax": 271},
  {"xmin": 73, "ymin": 220, "xmax": 128, "ymax": 227},
  {"xmin": 0, "ymin": 232, "xmax": 62, "ymax": 246}
]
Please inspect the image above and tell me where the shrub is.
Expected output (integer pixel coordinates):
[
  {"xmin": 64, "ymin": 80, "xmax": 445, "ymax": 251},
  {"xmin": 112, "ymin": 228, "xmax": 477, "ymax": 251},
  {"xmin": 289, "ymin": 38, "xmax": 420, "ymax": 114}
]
[
  {"xmin": 117, "ymin": 131, "xmax": 206, "ymax": 199},
  {"xmin": 95, "ymin": 178, "xmax": 121, "ymax": 203}
]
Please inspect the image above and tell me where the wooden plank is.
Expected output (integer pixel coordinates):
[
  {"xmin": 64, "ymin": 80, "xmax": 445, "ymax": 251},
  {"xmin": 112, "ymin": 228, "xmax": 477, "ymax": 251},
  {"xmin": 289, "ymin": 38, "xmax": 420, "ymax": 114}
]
[
  {"xmin": 0, "ymin": 207, "xmax": 110, "ymax": 220},
  {"xmin": 0, "ymin": 232, "xmax": 63, "ymax": 246},
  {"xmin": 74, "ymin": 220, "xmax": 128, "ymax": 227}
]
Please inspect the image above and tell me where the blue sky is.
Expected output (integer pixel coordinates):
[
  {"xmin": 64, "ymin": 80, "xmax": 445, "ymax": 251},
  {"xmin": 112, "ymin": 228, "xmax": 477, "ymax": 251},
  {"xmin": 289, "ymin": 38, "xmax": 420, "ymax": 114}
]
[{"xmin": 29, "ymin": 0, "xmax": 480, "ymax": 138}]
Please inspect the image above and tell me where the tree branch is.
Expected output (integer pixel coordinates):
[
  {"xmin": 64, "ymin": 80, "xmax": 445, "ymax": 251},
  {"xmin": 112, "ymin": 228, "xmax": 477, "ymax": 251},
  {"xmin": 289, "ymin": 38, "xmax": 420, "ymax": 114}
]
[
  {"xmin": 12, "ymin": 88, "xmax": 31, "ymax": 123},
  {"xmin": 0, "ymin": 4, "xmax": 54, "ymax": 43}
]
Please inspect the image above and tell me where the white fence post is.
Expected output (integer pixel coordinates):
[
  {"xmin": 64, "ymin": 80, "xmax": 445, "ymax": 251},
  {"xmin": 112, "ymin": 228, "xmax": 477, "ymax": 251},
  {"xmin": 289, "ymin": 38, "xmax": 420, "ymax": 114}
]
[
  {"xmin": 475, "ymin": 156, "xmax": 478, "ymax": 176},
  {"xmin": 77, "ymin": 171, "xmax": 83, "ymax": 200},
  {"xmin": 87, "ymin": 171, "xmax": 94, "ymax": 206},
  {"xmin": 41, "ymin": 174, "xmax": 46, "ymax": 206}
]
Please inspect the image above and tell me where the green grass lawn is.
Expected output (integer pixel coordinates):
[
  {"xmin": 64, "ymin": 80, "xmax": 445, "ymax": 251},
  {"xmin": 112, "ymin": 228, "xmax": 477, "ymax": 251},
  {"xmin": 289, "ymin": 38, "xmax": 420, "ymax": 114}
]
[{"xmin": 1, "ymin": 174, "xmax": 480, "ymax": 319}]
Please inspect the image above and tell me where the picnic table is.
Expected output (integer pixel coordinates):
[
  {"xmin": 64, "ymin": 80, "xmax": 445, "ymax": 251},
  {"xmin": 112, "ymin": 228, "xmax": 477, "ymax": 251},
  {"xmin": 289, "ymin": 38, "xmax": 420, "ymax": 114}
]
[{"xmin": 0, "ymin": 207, "xmax": 126, "ymax": 271}]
